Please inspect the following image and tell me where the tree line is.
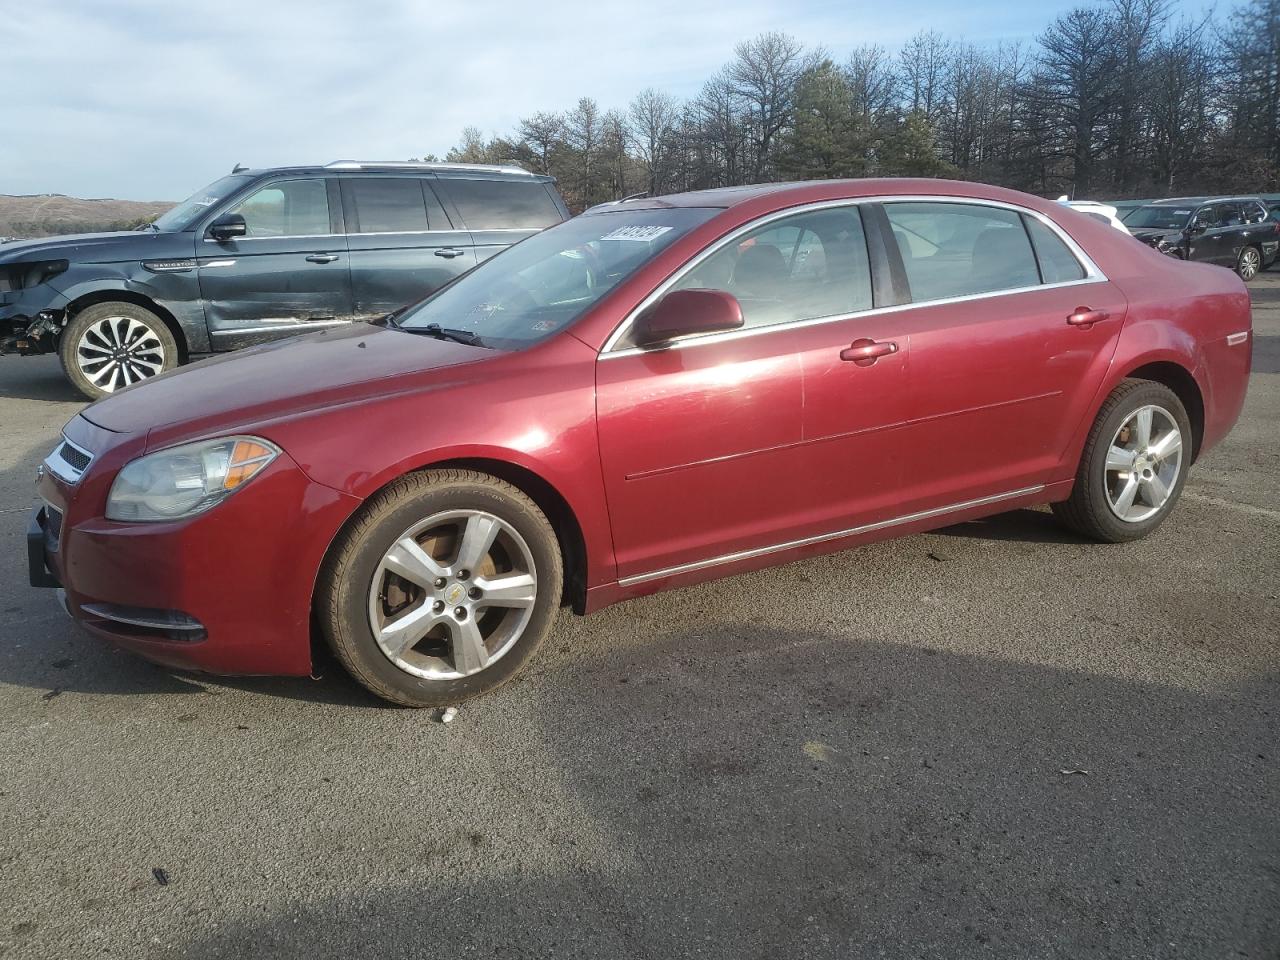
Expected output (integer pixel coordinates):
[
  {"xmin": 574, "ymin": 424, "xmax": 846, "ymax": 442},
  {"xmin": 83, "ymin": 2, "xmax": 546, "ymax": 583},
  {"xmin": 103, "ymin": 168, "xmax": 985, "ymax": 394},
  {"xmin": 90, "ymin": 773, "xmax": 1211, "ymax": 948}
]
[{"xmin": 436, "ymin": 0, "xmax": 1280, "ymax": 211}]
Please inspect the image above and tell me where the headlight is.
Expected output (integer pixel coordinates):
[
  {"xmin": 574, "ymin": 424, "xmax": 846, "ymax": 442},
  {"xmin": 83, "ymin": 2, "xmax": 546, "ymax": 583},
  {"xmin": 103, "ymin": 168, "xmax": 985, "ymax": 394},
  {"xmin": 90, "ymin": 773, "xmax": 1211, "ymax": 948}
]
[{"xmin": 106, "ymin": 436, "xmax": 280, "ymax": 522}]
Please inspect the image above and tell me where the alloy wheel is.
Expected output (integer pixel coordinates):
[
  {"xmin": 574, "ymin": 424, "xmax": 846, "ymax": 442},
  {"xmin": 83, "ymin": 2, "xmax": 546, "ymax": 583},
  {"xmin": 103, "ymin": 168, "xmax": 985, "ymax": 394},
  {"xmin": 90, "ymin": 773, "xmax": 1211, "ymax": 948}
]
[
  {"xmin": 368, "ymin": 510, "xmax": 538, "ymax": 680},
  {"xmin": 75, "ymin": 315, "xmax": 167, "ymax": 392},
  {"xmin": 1103, "ymin": 404, "xmax": 1183, "ymax": 523},
  {"xmin": 1239, "ymin": 247, "xmax": 1260, "ymax": 280}
]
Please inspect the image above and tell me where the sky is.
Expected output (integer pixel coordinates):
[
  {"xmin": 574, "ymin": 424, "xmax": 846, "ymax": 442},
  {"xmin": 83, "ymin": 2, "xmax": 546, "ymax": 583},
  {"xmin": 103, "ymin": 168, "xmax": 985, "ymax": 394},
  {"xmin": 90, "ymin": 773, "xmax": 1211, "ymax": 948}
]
[{"xmin": 3, "ymin": 0, "xmax": 1217, "ymax": 201}]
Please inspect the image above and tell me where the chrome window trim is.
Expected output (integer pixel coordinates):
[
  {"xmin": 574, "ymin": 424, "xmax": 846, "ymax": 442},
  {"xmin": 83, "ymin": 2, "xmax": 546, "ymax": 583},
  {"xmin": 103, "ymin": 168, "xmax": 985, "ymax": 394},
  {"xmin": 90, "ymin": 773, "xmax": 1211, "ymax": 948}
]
[
  {"xmin": 599, "ymin": 195, "xmax": 1107, "ymax": 358},
  {"xmin": 43, "ymin": 436, "xmax": 94, "ymax": 485},
  {"xmin": 202, "ymin": 233, "xmax": 344, "ymax": 242},
  {"xmin": 618, "ymin": 484, "xmax": 1045, "ymax": 587}
]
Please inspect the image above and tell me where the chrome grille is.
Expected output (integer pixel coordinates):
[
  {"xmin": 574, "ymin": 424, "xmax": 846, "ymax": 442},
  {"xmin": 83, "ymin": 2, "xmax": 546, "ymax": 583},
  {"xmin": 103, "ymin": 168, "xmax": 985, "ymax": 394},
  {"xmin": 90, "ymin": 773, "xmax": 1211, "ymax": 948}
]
[
  {"xmin": 58, "ymin": 442, "xmax": 91, "ymax": 473},
  {"xmin": 43, "ymin": 438, "xmax": 94, "ymax": 484}
]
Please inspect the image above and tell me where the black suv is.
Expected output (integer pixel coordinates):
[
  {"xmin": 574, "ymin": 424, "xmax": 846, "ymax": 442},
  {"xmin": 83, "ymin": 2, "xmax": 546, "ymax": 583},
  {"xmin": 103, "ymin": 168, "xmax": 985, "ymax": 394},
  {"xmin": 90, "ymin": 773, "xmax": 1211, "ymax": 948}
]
[
  {"xmin": 1126, "ymin": 195, "xmax": 1279, "ymax": 281},
  {"xmin": 0, "ymin": 162, "xmax": 569, "ymax": 398}
]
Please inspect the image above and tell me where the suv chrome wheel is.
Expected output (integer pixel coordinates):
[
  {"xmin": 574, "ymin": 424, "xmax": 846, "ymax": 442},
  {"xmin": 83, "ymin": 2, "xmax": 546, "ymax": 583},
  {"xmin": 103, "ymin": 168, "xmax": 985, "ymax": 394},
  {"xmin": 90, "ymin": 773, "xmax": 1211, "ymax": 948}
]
[
  {"xmin": 1104, "ymin": 404, "xmax": 1183, "ymax": 523},
  {"xmin": 368, "ymin": 509, "xmax": 538, "ymax": 680},
  {"xmin": 1238, "ymin": 246, "xmax": 1261, "ymax": 281},
  {"xmin": 76, "ymin": 315, "xmax": 167, "ymax": 392}
]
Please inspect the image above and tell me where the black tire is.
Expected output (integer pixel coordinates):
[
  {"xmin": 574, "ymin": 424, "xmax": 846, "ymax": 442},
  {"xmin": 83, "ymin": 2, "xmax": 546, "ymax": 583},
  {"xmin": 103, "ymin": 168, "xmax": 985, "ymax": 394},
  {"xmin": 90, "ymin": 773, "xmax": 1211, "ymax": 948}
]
[
  {"xmin": 1052, "ymin": 379, "xmax": 1193, "ymax": 543},
  {"xmin": 1236, "ymin": 244, "xmax": 1262, "ymax": 281},
  {"xmin": 58, "ymin": 301, "xmax": 179, "ymax": 400},
  {"xmin": 317, "ymin": 469, "xmax": 563, "ymax": 707}
]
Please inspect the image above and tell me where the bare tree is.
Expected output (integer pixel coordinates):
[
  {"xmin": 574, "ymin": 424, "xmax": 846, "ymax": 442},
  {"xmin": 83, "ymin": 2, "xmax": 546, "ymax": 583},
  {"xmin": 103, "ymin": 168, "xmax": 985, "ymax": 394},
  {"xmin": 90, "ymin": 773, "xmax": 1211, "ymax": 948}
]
[
  {"xmin": 628, "ymin": 87, "xmax": 679, "ymax": 194},
  {"xmin": 726, "ymin": 32, "xmax": 813, "ymax": 179}
]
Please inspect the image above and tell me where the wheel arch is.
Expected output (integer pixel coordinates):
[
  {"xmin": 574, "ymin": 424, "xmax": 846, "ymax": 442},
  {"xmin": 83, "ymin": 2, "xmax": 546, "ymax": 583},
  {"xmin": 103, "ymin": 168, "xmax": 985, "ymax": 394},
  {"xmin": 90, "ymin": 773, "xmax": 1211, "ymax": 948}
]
[
  {"xmin": 64, "ymin": 290, "xmax": 189, "ymax": 363},
  {"xmin": 1116, "ymin": 359, "xmax": 1205, "ymax": 460}
]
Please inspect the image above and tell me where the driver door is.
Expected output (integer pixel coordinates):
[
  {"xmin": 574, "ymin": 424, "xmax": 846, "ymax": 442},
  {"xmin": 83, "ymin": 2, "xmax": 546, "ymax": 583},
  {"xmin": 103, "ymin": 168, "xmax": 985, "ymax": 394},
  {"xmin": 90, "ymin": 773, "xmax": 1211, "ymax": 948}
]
[{"xmin": 198, "ymin": 177, "xmax": 354, "ymax": 349}]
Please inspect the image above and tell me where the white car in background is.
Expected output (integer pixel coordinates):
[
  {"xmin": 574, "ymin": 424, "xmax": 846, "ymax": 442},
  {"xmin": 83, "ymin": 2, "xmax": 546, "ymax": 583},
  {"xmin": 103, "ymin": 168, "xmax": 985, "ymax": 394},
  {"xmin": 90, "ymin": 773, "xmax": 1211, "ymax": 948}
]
[{"xmin": 1056, "ymin": 197, "xmax": 1131, "ymax": 234}]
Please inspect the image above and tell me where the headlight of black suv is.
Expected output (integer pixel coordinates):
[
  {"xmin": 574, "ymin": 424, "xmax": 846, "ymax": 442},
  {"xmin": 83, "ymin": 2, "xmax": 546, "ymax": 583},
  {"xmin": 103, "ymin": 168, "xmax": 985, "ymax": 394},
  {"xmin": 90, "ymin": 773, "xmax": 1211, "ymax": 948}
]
[{"xmin": 0, "ymin": 259, "xmax": 69, "ymax": 292}]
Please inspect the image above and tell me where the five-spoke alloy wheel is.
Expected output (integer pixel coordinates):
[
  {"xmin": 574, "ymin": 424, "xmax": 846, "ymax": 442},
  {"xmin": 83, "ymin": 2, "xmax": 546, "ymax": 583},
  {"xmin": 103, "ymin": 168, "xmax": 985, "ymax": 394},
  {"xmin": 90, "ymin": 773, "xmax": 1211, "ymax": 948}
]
[
  {"xmin": 58, "ymin": 301, "xmax": 178, "ymax": 400},
  {"xmin": 318, "ymin": 469, "xmax": 563, "ymax": 707},
  {"xmin": 1054, "ymin": 379, "xmax": 1193, "ymax": 542}
]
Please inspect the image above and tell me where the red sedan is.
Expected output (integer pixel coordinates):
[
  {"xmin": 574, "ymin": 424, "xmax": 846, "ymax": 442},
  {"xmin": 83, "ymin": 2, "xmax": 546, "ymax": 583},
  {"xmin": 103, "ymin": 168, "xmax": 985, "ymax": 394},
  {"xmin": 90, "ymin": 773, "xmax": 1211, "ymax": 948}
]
[{"xmin": 28, "ymin": 179, "xmax": 1252, "ymax": 706}]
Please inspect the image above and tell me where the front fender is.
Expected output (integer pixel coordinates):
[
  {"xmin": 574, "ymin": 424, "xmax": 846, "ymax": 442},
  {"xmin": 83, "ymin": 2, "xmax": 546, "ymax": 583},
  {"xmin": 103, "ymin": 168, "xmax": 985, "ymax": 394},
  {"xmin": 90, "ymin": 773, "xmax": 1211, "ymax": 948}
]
[{"xmin": 51, "ymin": 270, "xmax": 210, "ymax": 354}]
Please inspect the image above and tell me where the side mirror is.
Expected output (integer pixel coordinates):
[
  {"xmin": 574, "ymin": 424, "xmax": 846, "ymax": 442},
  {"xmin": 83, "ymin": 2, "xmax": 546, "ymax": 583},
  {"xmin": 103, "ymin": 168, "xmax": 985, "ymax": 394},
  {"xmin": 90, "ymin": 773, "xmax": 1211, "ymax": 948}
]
[
  {"xmin": 207, "ymin": 213, "xmax": 246, "ymax": 242},
  {"xmin": 633, "ymin": 289, "xmax": 744, "ymax": 347}
]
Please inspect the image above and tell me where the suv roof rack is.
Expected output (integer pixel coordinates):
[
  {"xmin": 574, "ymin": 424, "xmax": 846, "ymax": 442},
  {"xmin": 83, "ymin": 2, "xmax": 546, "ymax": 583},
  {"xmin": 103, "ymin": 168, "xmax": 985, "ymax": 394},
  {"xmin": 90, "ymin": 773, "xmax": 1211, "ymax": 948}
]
[{"xmin": 325, "ymin": 160, "xmax": 534, "ymax": 176}]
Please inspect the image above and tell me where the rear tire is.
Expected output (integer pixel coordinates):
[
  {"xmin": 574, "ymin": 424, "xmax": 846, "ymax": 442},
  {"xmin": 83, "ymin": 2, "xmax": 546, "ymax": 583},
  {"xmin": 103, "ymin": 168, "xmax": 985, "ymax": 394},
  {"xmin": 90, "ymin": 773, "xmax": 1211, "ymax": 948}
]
[
  {"xmin": 59, "ymin": 301, "xmax": 178, "ymax": 400},
  {"xmin": 1052, "ymin": 379, "xmax": 1192, "ymax": 543},
  {"xmin": 1236, "ymin": 245, "xmax": 1261, "ymax": 281},
  {"xmin": 317, "ymin": 469, "xmax": 563, "ymax": 707}
]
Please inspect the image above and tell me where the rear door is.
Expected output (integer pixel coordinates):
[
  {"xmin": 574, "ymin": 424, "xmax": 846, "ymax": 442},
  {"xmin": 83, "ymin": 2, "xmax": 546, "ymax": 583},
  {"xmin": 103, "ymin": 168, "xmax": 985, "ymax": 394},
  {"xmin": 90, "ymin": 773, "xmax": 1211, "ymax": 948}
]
[
  {"xmin": 433, "ymin": 177, "xmax": 564, "ymax": 264},
  {"xmin": 341, "ymin": 176, "xmax": 475, "ymax": 318},
  {"xmin": 877, "ymin": 200, "xmax": 1128, "ymax": 513},
  {"xmin": 197, "ymin": 176, "xmax": 353, "ymax": 349}
]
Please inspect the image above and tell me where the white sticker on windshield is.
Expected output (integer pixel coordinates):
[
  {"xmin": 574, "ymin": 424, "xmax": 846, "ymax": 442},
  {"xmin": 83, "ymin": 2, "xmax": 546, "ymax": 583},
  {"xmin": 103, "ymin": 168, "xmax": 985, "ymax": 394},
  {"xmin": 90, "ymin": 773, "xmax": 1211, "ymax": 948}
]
[
  {"xmin": 600, "ymin": 225, "xmax": 674, "ymax": 242},
  {"xmin": 1174, "ymin": 209, "xmax": 1191, "ymax": 215}
]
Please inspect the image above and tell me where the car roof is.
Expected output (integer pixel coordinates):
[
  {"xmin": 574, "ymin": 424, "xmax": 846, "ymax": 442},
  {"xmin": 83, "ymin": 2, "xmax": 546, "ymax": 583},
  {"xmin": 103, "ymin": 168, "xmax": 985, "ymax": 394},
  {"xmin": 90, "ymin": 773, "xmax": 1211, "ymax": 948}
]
[
  {"xmin": 584, "ymin": 178, "xmax": 1064, "ymax": 215},
  {"xmin": 234, "ymin": 161, "xmax": 555, "ymax": 183},
  {"xmin": 1144, "ymin": 196, "xmax": 1264, "ymax": 207}
]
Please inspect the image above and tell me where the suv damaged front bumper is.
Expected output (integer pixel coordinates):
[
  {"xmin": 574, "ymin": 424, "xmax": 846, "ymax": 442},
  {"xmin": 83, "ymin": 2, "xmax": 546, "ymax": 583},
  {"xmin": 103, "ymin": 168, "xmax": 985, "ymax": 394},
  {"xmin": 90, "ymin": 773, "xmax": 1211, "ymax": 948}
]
[{"xmin": 0, "ymin": 286, "xmax": 67, "ymax": 353}]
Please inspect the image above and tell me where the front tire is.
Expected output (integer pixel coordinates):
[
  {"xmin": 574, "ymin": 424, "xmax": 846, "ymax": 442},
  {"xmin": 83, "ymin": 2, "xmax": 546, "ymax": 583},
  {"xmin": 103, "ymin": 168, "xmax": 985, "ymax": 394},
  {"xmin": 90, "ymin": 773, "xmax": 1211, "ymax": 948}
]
[
  {"xmin": 1052, "ymin": 379, "xmax": 1191, "ymax": 543},
  {"xmin": 317, "ymin": 469, "xmax": 563, "ymax": 707},
  {"xmin": 59, "ymin": 301, "xmax": 178, "ymax": 400},
  {"xmin": 1236, "ymin": 245, "xmax": 1261, "ymax": 281}
]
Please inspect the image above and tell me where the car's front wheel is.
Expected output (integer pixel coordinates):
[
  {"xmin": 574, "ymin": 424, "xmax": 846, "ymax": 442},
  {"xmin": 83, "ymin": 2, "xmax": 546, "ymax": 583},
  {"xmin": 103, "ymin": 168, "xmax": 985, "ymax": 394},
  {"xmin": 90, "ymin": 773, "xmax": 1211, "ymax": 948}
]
[
  {"xmin": 59, "ymin": 301, "xmax": 179, "ymax": 399},
  {"xmin": 1052, "ymin": 379, "xmax": 1191, "ymax": 543},
  {"xmin": 1236, "ymin": 245, "xmax": 1262, "ymax": 281},
  {"xmin": 317, "ymin": 469, "xmax": 563, "ymax": 707}
]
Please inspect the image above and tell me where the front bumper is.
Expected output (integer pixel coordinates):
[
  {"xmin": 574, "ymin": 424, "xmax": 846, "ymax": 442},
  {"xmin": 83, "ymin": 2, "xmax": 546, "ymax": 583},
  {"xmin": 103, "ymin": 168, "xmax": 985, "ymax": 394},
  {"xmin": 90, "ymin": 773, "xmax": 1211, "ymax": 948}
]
[{"xmin": 32, "ymin": 423, "xmax": 362, "ymax": 676}]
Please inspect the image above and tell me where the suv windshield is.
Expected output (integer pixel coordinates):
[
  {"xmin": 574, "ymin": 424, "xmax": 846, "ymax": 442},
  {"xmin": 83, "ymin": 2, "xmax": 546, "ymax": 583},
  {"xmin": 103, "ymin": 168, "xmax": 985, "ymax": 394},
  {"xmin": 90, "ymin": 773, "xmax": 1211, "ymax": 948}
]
[
  {"xmin": 1125, "ymin": 205, "xmax": 1193, "ymax": 231},
  {"xmin": 395, "ymin": 207, "xmax": 717, "ymax": 349},
  {"xmin": 152, "ymin": 174, "xmax": 252, "ymax": 232}
]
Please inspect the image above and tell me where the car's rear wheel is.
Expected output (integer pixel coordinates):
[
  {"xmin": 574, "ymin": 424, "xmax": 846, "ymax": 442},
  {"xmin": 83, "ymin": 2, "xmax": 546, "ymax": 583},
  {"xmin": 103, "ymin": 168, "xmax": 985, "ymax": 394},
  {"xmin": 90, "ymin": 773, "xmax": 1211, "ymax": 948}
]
[
  {"xmin": 317, "ymin": 469, "xmax": 563, "ymax": 707},
  {"xmin": 1236, "ymin": 245, "xmax": 1261, "ymax": 281},
  {"xmin": 1052, "ymin": 379, "xmax": 1191, "ymax": 543},
  {"xmin": 59, "ymin": 301, "xmax": 178, "ymax": 400}
]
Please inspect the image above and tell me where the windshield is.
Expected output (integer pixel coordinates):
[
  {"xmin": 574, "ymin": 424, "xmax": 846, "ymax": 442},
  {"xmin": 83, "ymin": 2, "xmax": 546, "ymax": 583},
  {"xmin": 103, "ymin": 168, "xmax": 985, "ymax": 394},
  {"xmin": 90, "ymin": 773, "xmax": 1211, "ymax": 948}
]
[
  {"xmin": 1125, "ymin": 205, "xmax": 1192, "ymax": 231},
  {"xmin": 152, "ymin": 174, "xmax": 252, "ymax": 231},
  {"xmin": 395, "ymin": 207, "xmax": 718, "ymax": 349}
]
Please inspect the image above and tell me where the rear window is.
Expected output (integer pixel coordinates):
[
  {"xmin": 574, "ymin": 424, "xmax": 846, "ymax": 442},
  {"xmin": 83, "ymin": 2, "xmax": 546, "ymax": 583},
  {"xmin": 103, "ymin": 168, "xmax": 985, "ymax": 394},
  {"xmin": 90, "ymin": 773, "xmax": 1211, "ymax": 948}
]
[{"xmin": 436, "ymin": 179, "xmax": 561, "ymax": 230}]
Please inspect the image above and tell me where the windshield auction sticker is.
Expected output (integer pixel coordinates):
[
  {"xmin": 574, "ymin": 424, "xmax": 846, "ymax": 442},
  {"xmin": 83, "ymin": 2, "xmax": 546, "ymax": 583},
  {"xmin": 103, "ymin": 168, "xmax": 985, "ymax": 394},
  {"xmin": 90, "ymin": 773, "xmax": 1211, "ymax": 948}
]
[{"xmin": 600, "ymin": 225, "xmax": 674, "ymax": 242}]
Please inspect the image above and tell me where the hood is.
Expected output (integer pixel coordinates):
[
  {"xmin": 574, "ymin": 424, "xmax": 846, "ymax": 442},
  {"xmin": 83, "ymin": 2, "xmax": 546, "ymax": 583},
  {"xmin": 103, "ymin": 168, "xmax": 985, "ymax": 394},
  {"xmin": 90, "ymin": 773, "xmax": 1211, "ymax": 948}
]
[
  {"xmin": 80, "ymin": 322, "xmax": 493, "ymax": 439},
  {"xmin": 0, "ymin": 229, "xmax": 190, "ymax": 264}
]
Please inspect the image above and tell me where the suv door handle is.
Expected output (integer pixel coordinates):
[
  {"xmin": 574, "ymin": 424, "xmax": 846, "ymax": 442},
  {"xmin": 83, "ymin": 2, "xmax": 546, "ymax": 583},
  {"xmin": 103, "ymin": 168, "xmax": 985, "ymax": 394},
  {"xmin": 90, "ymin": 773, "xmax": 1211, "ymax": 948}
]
[
  {"xmin": 839, "ymin": 338, "xmax": 899, "ymax": 366},
  {"xmin": 434, "ymin": 248, "xmax": 465, "ymax": 259},
  {"xmin": 1066, "ymin": 306, "xmax": 1110, "ymax": 327},
  {"xmin": 306, "ymin": 253, "xmax": 339, "ymax": 264}
]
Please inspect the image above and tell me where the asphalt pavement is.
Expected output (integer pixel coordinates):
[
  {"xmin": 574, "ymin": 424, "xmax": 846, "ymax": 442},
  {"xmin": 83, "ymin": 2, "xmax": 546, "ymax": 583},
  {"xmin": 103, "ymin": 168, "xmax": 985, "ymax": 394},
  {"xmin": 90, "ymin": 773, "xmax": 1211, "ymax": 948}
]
[{"xmin": 0, "ymin": 278, "xmax": 1276, "ymax": 959}]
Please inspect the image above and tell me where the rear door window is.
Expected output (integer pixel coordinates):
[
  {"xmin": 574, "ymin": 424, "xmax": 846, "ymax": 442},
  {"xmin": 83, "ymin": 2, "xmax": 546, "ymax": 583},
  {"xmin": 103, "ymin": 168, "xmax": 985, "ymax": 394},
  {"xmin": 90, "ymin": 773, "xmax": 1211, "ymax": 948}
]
[
  {"xmin": 1218, "ymin": 203, "xmax": 1245, "ymax": 227},
  {"xmin": 884, "ymin": 202, "xmax": 1040, "ymax": 302},
  {"xmin": 229, "ymin": 179, "xmax": 330, "ymax": 237},
  {"xmin": 346, "ymin": 178, "xmax": 430, "ymax": 233},
  {"xmin": 435, "ymin": 179, "xmax": 562, "ymax": 230}
]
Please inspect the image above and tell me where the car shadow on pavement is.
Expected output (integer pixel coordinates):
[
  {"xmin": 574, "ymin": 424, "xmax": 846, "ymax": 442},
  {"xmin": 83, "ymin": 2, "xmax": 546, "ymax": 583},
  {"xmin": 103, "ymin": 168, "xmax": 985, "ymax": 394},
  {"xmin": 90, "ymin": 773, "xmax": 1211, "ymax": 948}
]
[
  {"xmin": 937, "ymin": 507, "xmax": 1088, "ymax": 545},
  {"xmin": 0, "ymin": 355, "xmax": 84, "ymax": 403},
  {"xmin": 156, "ymin": 624, "xmax": 1278, "ymax": 960}
]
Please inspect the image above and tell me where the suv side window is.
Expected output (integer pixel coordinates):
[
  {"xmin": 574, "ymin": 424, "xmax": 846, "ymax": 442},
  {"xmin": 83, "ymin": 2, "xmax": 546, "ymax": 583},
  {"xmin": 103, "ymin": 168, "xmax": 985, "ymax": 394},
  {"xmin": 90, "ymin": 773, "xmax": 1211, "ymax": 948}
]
[
  {"xmin": 229, "ymin": 179, "xmax": 330, "ymax": 237},
  {"xmin": 1219, "ymin": 203, "xmax": 1245, "ymax": 227},
  {"xmin": 346, "ymin": 177, "xmax": 430, "ymax": 233},
  {"xmin": 1244, "ymin": 201, "xmax": 1269, "ymax": 225},
  {"xmin": 884, "ymin": 202, "xmax": 1040, "ymax": 301},
  {"xmin": 671, "ymin": 205, "xmax": 872, "ymax": 330},
  {"xmin": 435, "ymin": 179, "xmax": 561, "ymax": 230},
  {"xmin": 1192, "ymin": 205, "xmax": 1220, "ymax": 229}
]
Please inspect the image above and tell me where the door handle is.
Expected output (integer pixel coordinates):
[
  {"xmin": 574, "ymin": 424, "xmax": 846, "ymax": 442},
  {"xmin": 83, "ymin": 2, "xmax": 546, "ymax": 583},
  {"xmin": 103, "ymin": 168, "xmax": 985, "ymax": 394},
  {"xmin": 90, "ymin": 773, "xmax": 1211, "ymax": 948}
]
[
  {"xmin": 1066, "ymin": 306, "xmax": 1110, "ymax": 327},
  {"xmin": 839, "ymin": 338, "xmax": 899, "ymax": 366},
  {"xmin": 434, "ymin": 248, "xmax": 465, "ymax": 259},
  {"xmin": 306, "ymin": 253, "xmax": 339, "ymax": 264}
]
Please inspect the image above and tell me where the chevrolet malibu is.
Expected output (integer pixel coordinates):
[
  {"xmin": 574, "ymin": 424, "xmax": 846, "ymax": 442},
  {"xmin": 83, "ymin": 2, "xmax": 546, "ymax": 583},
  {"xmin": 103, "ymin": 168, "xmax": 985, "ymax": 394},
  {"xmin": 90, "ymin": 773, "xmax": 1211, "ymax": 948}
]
[{"xmin": 28, "ymin": 179, "xmax": 1253, "ymax": 707}]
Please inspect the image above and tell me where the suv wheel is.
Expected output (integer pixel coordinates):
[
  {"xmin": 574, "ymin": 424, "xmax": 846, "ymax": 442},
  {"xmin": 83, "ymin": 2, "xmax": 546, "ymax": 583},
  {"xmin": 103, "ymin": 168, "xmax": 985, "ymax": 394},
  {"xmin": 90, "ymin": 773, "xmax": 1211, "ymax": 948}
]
[
  {"xmin": 1052, "ymin": 379, "xmax": 1191, "ymax": 543},
  {"xmin": 59, "ymin": 302, "xmax": 178, "ymax": 400},
  {"xmin": 1236, "ymin": 245, "xmax": 1261, "ymax": 281},
  {"xmin": 317, "ymin": 469, "xmax": 563, "ymax": 707}
]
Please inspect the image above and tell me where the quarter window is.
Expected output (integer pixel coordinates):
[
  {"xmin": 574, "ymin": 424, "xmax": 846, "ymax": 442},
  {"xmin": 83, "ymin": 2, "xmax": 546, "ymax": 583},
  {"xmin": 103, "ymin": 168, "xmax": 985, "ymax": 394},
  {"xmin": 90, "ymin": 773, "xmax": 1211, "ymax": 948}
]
[
  {"xmin": 347, "ymin": 178, "xmax": 432, "ymax": 233},
  {"xmin": 1024, "ymin": 216, "xmax": 1086, "ymax": 283},
  {"xmin": 671, "ymin": 206, "xmax": 873, "ymax": 330},
  {"xmin": 435, "ymin": 179, "xmax": 562, "ymax": 230},
  {"xmin": 885, "ymin": 202, "xmax": 1040, "ymax": 302},
  {"xmin": 229, "ymin": 179, "xmax": 330, "ymax": 237}
]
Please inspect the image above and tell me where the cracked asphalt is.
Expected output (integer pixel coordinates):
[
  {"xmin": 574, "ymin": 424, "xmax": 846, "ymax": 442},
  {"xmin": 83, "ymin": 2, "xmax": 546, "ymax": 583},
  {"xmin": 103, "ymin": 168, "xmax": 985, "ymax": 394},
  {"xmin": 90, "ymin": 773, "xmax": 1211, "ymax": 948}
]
[{"xmin": 0, "ymin": 276, "xmax": 1276, "ymax": 959}]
